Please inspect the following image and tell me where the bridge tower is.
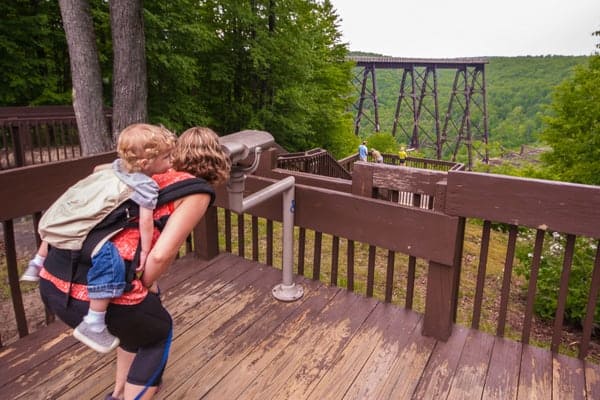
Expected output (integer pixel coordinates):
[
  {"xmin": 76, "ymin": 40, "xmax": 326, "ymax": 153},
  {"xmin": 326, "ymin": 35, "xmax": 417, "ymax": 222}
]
[{"xmin": 349, "ymin": 56, "xmax": 489, "ymax": 169}]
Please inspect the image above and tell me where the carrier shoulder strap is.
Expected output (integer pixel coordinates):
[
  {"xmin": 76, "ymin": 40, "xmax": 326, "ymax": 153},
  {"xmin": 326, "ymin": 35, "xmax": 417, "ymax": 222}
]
[
  {"xmin": 45, "ymin": 177, "xmax": 216, "ymax": 290},
  {"xmin": 79, "ymin": 176, "xmax": 215, "ymax": 263}
]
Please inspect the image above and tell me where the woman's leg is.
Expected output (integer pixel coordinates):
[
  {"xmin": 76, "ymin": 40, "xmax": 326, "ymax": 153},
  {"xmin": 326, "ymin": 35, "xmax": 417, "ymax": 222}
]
[
  {"xmin": 107, "ymin": 293, "xmax": 172, "ymax": 396},
  {"xmin": 124, "ymin": 383, "xmax": 157, "ymax": 400},
  {"xmin": 111, "ymin": 348, "xmax": 135, "ymax": 399}
]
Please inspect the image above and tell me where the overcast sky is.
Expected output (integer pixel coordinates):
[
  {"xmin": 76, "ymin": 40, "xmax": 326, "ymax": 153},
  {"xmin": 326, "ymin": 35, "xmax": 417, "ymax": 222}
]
[{"xmin": 329, "ymin": 0, "xmax": 600, "ymax": 58}]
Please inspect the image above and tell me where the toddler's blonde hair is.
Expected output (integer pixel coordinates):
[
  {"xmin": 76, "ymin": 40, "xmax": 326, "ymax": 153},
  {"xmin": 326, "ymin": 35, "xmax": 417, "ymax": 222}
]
[
  {"xmin": 171, "ymin": 127, "xmax": 231, "ymax": 185},
  {"xmin": 117, "ymin": 123, "xmax": 177, "ymax": 172}
]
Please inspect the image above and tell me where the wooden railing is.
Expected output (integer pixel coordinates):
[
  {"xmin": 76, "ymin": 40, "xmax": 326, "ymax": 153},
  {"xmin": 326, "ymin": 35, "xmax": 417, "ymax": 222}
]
[
  {"xmin": 338, "ymin": 152, "xmax": 464, "ymax": 173},
  {"xmin": 0, "ymin": 106, "xmax": 111, "ymax": 170},
  {"xmin": 277, "ymin": 149, "xmax": 352, "ymax": 180},
  {"xmin": 2, "ymin": 144, "xmax": 599, "ymax": 362}
]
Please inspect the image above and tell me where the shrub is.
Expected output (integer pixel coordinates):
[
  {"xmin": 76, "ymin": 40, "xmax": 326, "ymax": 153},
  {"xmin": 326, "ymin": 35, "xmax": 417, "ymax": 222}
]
[{"xmin": 515, "ymin": 231, "xmax": 600, "ymax": 326}]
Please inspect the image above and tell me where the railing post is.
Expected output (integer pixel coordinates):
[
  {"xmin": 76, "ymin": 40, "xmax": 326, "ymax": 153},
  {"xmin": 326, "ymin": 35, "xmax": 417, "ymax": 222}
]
[
  {"xmin": 11, "ymin": 123, "xmax": 26, "ymax": 167},
  {"xmin": 422, "ymin": 215, "xmax": 464, "ymax": 341},
  {"xmin": 351, "ymin": 162, "xmax": 374, "ymax": 197},
  {"xmin": 2, "ymin": 220, "xmax": 29, "ymax": 340},
  {"xmin": 422, "ymin": 261, "xmax": 454, "ymax": 341},
  {"xmin": 194, "ymin": 205, "xmax": 220, "ymax": 260}
]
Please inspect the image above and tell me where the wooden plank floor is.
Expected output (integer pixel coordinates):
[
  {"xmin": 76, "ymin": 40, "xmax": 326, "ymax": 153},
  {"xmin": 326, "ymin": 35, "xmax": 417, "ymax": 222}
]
[{"xmin": 2, "ymin": 253, "xmax": 600, "ymax": 399}]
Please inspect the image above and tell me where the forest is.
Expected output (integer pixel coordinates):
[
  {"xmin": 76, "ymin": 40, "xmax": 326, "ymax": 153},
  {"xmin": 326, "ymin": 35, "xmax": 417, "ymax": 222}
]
[{"xmin": 1, "ymin": 1, "xmax": 598, "ymax": 182}]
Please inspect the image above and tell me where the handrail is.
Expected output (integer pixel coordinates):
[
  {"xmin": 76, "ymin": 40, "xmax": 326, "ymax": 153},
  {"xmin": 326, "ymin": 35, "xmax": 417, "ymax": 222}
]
[
  {"xmin": 0, "ymin": 106, "xmax": 112, "ymax": 170},
  {"xmin": 2, "ymin": 138, "xmax": 600, "ymax": 362}
]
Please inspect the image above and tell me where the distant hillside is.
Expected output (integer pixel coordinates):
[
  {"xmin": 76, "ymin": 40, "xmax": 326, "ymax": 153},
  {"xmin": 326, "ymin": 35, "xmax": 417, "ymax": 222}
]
[{"xmin": 348, "ymin": 52, "xmax": 590, "ymax": 156}]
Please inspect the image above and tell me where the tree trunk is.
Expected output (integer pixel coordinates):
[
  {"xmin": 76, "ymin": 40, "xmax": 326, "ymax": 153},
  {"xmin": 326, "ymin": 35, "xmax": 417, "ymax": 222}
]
[
  {"xmin": 110, "ymin": 0, "xmax": 147, "ymax": 139},
  {"xmin": 58, "ymin": 0, "xmax": 112, "ymax": 155}
]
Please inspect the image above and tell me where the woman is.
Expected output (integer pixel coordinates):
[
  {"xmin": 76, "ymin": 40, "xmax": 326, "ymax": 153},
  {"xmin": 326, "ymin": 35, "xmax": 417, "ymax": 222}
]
[{"xmin": 39, "ymin": 126, "xmax": 231, "ymax": 400}]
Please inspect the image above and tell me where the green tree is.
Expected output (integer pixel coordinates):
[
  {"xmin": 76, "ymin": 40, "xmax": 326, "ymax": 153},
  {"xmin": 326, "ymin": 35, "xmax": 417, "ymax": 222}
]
[
  {"xmin": 540, "ymin": 55, "xmax": 600, "ymax": 185},
  {"xmin": 192, "ymin": 0, "xmax": 355, "ymax": 156},
  {"xmin": 0, "ymin": 1, "xmax": 70, "ymax": 105},
  {"xmin": 143, "ymin": 0, "xmax": 214, "ymax": 133},
  {"xmin": 364, "ymin": 132, "xmax": 398, "ymax": 155}
]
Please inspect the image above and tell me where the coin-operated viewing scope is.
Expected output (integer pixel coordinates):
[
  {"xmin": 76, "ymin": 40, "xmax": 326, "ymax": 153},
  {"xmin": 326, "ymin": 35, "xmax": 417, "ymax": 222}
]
[{"xmin": 218, "ymin": 130, "xmax": 303, "ymax": 302}]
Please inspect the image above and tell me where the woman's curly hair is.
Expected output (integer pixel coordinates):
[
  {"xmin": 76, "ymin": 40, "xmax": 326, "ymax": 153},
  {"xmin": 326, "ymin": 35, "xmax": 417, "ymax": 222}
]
[{"xmin": 171, "ymin": 127, "xmax": 231, "ymax": 185}]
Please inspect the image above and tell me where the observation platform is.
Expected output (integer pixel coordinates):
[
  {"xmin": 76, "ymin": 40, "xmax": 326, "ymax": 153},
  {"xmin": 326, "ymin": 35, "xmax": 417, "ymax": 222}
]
[{"xmin": 2, "ymin": 253, "xmax": 598, "ymax": 399}]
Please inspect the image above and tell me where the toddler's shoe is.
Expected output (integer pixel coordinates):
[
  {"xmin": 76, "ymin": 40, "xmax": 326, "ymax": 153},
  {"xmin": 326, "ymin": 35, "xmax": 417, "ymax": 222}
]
[
  {"xmin": 20, "ymin": 260, "xmax": 41, "ymax": 282},
  {"xmin": 73, "ymin": 321, "xmax": 120, "ymax": 353}
]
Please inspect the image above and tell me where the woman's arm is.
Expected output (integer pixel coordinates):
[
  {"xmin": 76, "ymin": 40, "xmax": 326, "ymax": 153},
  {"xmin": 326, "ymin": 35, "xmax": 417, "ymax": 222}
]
[{"xmin": 141, "ymin": 193, "xmax": 212, "ymax": 287}]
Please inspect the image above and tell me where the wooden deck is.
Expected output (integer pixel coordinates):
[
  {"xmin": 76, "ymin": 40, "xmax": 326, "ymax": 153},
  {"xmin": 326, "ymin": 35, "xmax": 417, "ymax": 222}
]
[{"xmin": 2, "ymin": 253, "xmax": 600, "ymax": 399}]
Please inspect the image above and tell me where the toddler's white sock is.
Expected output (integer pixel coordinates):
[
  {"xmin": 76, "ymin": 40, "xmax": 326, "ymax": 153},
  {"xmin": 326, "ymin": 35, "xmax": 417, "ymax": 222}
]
[{"xmin": 83, "ymin": 309, "xmax": 107, "ymax": 333}]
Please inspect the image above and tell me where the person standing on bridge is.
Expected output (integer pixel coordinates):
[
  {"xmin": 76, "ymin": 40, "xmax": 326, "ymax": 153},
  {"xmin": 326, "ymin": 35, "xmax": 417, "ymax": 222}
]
[
  {"xmin": 371, "ymin": 148, "xmax": 383, "ymax": 163},
  {"xmin": 398, "ymin": 145, "xmax": 414, "ymax": 165},
  {"xmin": 358, "ymin": 141, "xmax": 368, "ymax": 162}
]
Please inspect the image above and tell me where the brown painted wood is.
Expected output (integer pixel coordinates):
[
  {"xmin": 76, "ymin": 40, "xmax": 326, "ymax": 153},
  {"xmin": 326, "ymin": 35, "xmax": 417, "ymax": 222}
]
[
  {"xmin": 413, "ymin": 325, "xmax": 469, "ymax": 398},
  {"xmin": 497, "ymin": 224, "xmax": 518, "ymax": 336},
  {"xmin": 224, "ymin": 209, "xmax": 232, "ymax": 252},
  {"xmin": 380, "ymin": 320, "xmax": 437, "ymax": 399},
  {"xmin": 234, "ymin": 291, "xmax": 377, "ymax": 399},
  {"xmin": 194, "ymin": 205, "xmax": 219, "ymax": 260},
  {"xmin": 518, "ymin": 344, "xmax": 553, "ymax": 400},
  {"xmin": 446, "ymin": 330, "xmax": 495, "ymax": 399},
  {"xmin": 369, "ymin": 163, "xmax": 447, "ymax": 196},
  {"xmin": 385, "ymin": 250, "xmax": 395, "ymax": 302},
  {"xmin": 423, "ymin": 261, "xmax": 455, "ymax": 341},
  {"xmin": 580, "ymin": 243, "xmax": 600, "ymax": 359},
  {"xmin": 472, "ymin": 220, "xmax": 491, "ymax": 329},
  {"xmin": 0, "ymin": 152, "xmax": 116, "ymax": 220},
  {"xmin": 482, "ymin": 337, "xmax": 521, "ymax": 400},
  {"xmin": 307, "ymin": 303, "xmax": 405, "ymax": 399},
  {"xmin": 585, "ymin": 361, "xmax": 600, "ymax": 399},
  {"xmin": 347, "ymin": 239, "xmax": 355, "ymax": 291},
  {"xmin": 522, "ymin": 229, "xmax": 545, "ymax": 345},
  {"xmin": 2, "ymin": 253, "xmax": 596, "ymax": 400},
  {"xmin": 350, "ymin": 162, "xmax": 373, "ymax": 197},
  {"xmin": 266, "ymin": 219, "xmax": 273, "ymax": 266},
  {"xmin": 338, "ymin": 310, "xmax": 425, "ymax": 399},
  {"xmin": 169, "ymin": 278, "xmax": 333, "ymax": 399},
  {"xmin": 202, "ymin": 284, "xmax": 340, "ymax": 400},
  {"xmin": 269, "ymin": 296, "xmax": 381, "ymax": 400},
  {"xmin": 331, "ymin": 235, "xmax": 340, "ymax": 286},
  {"xmin": 552, "ymin": 353, "xmax": 586, "ymax": 400},
  {"xmin": 237, "ymin": 212, "xmax": 245, "ymax": 257},
  {"xmin": 218, "ymin": 175, "xmax": 461, "ymax": 266},
  {"xmin": 446, "ymin": 170, "xmax": 600, "ymax": 238},
  {"xmin": 267, "ymin": 168, "xmax": 352, "ymax": 193},
  {"xmin": 450, "ymin": 217, "xmax": 466, "ymax": 323},
  {"xmin": 366, "ymin": 245, "xmax": 376, "ymax": 297},
  {"xmin": 406, "ymin": 255, "xmax": 416, "ymax": 309},
  {"xmin": 252, "ymin": 215, "xmax": 259, "ymax": 261},
  {"xmin": 2, "ymin": 220, "xmax": 27, "ymax": 340},
  {"xmin": 298, "ymin": 227, "xmax": 306, "ymax": 275},
  {"xmin": 552, "ymin": 234, "xmax": 575, "ymax": 353},
  {"xmin": 158, "ymin": 266, "xmax": 288, "ymax": 398},
  {"xmin": 313, "ymin": 231, "xmax": 322, "ymax": 280}
]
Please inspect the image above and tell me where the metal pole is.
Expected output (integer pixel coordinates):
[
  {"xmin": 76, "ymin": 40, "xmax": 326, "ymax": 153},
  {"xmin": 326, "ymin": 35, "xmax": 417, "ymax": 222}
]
[{"xmin": 227, "ymin": 159, "xmax": 303, "ymax": 302}]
